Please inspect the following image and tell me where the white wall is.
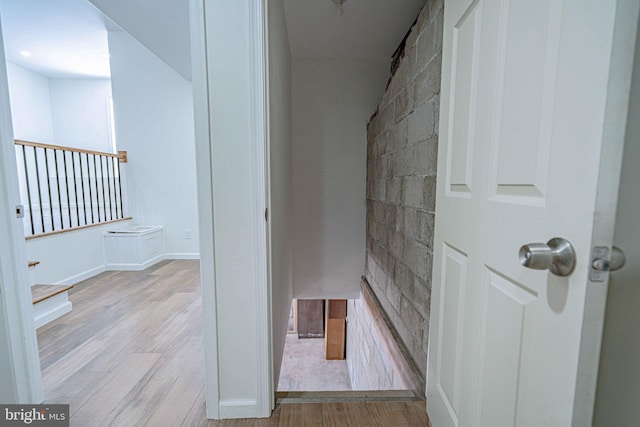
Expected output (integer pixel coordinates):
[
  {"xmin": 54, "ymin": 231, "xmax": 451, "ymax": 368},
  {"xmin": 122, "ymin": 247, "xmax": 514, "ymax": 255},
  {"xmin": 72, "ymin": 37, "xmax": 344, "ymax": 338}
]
[
  {"xmin": 6, "ymin": 63, "xmax": 54, "ymax": 143},
  {"xmin": 25, "ymin": 220, "xmax": 131, "ymax": 286},
  {"xmin": 6, "ymin": 63, "xmax": 121, "ymax": 285},
  {"xmin": 291, "ymin": 58, "xmax": 388, "ymax": 299},
  {"xmin": 49, "ymin": 78, "xmax": 113, "ymax": 153},
  {"xmin": 6, "ymin": 64, "xmax": 113, "ymax": 152},
  {"xmin": 267, "ymin": 0, "xmax": 293, "ymax": 392},
  {"xmin": 108, "ymin": 29, "xmax": 199, "ymax": 258}
]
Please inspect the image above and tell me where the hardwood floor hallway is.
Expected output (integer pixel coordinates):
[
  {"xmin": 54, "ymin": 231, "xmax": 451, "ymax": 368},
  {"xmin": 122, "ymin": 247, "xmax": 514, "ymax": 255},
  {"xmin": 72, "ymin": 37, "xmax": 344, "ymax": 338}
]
[{"xmin": 37, "ymin": 260, "xmax": 430, "ymax": 426}]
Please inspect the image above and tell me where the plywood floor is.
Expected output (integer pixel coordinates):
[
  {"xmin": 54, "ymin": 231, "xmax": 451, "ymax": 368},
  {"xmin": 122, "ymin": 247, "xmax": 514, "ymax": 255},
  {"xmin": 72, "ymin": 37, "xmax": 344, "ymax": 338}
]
[{"xmin": 37, "ymin": 260, "xmax": 429, "ymax": 426}]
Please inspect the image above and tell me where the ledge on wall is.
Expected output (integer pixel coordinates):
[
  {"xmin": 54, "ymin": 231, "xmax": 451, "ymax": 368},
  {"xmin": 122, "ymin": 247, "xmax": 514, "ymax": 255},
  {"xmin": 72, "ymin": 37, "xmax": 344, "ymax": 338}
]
[{"xmin": 359, "ymin": 276, "xmax": 426, "ymax": 394}]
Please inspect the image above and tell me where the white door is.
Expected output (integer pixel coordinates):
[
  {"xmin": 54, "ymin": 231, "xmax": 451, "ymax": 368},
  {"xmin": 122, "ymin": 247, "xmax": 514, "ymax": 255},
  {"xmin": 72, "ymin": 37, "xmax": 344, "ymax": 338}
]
[
  {"xmin": 427, "ymin": 0, "xmax": 639, "ymax": 426},
  {"xmin": 0, "ymin": 14, "xmax": 43, "ymax": 403}
]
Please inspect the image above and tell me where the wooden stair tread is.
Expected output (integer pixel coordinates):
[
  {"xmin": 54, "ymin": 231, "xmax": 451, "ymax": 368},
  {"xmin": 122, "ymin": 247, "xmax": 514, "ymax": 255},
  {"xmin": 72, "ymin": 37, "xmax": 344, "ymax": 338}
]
[{"xmin": 31, "ymin": 284, "xmax": 73, "ymax": 305}]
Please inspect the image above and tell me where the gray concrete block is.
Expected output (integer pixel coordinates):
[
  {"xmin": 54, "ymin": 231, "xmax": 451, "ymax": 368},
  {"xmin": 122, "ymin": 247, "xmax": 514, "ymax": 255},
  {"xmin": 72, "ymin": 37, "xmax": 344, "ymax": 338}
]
[
  {"xmin": 414, "ymin": 54, "xmax": 442, "ymax": 107},
  {"xmin": 408, "ymin": 101, "xmax": 435, "ymax": 143},
  {"xmin": 380, "ymin": 103, "xmax": 395, "ymax": 132},
  {"xmin": 416, "ymin": 31, "xmax": 438, "ymax": 76},
  {"xmin": 394, "ymin": 85, "xmax": 414, "ymax": 123},
  {"xmin": 404, "ymin": 239, "xmax": 429, "ymax": 281},
  {"xmin": 424, "ymin": 250, "xmax": 434, "ymax": 286},
  {"xmin": 430, "ymin": 0, "xmax": 444, "ymax": 23},
  {"xmin": 432, "ymin": 95, "xmax": 441, "ymax": 136},
  {"xmin": 390, "ymin": 231, "xmax": 404, "ymax": 259},
  {"xmin": 395, "ymin": 140, "xmax": 432, "ymax": 177},
  {"xmin": 403, "ymin": 207, "xmax": 418, "ymax": 239},
  {"xmin": 377, "ymin": 223, "xmax": 390, "ymax": 249},
  {"xmin": 416, "ymin": 210, "xmax": 435, "ymax": 248},
  {"xmin": 423, "ymin": 175, "xmax": 437, "ymax": 212},
  {"xmin": 383, "ymin": 203, "xmax": 397, "ymax": 227},
  {"xmin": 403, "ymin": 176, "xmax": 424, "ymax": 208},
  {"xmin": 393, "ymin": 261, "xmax": 414, "ymax": 298},
  {"xmin": 371, "ymin": 200, "xmax": 385, "ymax": 223},
  {"xmin": 405, "ymin": 26, "xmax": 419, "ymax": 55},
  {"xmin": 390, "ymin": 57, "xmax": 411, "ymax": 99},
  {"xmin": 386, "ymin": 281, "xmax": 403, "ymax": 314},
  {"xmin": 415, "ymin": 1, "xmax": 432, "ymax": 36},
  {"xmin": 395, "ymin": 205, "xmax": 405, "ymax": 233},
  {"xmin": 382, "ymin": 251, "xmax": 396, "ymax": 281},
  {"xmin": 433, "ymin": 8, "xmax": 444, "ymax": 54},
  {"xmin": 395, "ymin": 116, "xmax": 409, "ymax": 148},
  {"xmin": 412, "ymin": 277, "xmax": 432, "ymax": 317},
  {"xmin": 386, "ymin": 177, "xmax": 403, "ymax": 206}
]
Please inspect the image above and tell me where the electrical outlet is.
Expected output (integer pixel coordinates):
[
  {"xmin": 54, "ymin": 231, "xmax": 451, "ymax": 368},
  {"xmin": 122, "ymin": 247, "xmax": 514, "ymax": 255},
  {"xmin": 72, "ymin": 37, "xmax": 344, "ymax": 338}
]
[{"xmin": 184, "ymin": 229, "xmax": 192, "ymax": 239}]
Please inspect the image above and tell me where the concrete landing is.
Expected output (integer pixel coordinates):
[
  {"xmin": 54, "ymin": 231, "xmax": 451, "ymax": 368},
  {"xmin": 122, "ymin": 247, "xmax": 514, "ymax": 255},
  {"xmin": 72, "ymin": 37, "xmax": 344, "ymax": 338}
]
[{"xmin": 277, "ymin": 334, "xmax": 351, "ymax": 391}]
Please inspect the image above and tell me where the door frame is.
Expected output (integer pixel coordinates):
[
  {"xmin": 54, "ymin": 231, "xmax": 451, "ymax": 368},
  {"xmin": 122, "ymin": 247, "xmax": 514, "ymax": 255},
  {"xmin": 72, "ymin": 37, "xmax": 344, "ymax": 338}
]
[
  {"xmin": 0, "ymin": 16, "xmax": 43, "ymax": 404},
  {"xmin": 189, "ymin": 0, "xmax": 272, "ymax": 419},
  {"xmin": 572, "ymin": 1, "xmax": 640, "ymax": 424}
]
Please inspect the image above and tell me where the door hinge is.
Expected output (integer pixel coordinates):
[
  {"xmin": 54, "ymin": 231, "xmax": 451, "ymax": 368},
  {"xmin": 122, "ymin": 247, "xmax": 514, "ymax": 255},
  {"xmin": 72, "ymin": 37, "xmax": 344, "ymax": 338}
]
[
  {"xmin": 16, "ymin": 205, "xmax": 24, "ymax": 219},
  {"xmin": 264, "ymin": 208, "xmax": 269, "ymax": 222}
]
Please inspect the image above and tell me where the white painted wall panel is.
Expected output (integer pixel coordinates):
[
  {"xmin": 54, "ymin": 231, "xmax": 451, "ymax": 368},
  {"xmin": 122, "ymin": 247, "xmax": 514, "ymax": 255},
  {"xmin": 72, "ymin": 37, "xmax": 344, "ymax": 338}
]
[
  {"xmin": 267, "ymin": 0, "xmax": 293, "ymax": 391},
  {"xmin": 49, "ymin": 78, "xmax": 113, "ymax": 153},
  {"xmin": 6, "ymin": 63, "xmax": 54, "ymax": 143},
  {"xmin": 108, "ymin": 30, "xmax": 199, "ymax": 257},
  {"xmin": 291, "ymin": 58, "xmax": 387, "ymax": 299}
]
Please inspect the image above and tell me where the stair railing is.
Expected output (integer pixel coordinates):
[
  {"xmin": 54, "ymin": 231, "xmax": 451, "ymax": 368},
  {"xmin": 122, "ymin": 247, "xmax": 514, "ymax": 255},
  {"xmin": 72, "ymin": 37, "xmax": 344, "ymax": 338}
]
[{"xmin": 14, "ymin": 140, "xmax": 130, "ymax": 238}]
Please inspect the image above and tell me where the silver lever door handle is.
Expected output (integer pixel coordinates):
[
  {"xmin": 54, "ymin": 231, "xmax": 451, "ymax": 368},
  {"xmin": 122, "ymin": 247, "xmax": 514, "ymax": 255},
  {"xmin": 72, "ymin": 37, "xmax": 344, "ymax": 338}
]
[{"xmin": 519, "ymin": 237, "xmax": 576, "ymax": 277}]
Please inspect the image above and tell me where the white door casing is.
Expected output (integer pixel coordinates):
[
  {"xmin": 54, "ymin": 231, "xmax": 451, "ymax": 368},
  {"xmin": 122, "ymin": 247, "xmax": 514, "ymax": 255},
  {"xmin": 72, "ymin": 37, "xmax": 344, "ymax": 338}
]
[
  {"xmin": 0, "ymin": 14, "xmax": 43, "ymax": 403},
  {"xmin": 427, "ymin": 0, "xmax": 638, "ymax": 426}
]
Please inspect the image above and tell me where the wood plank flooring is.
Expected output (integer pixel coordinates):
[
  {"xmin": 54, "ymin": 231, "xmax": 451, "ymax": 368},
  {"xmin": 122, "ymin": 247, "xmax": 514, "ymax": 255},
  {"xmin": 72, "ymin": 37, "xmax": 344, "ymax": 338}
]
[{"xmin": 37, "ymin": 259, "xmax": 430, "ymax": 426}]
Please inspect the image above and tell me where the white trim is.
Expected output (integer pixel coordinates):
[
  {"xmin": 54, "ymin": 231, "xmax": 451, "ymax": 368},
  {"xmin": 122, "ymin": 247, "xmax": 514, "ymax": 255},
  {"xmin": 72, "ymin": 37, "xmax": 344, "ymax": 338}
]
[
  {"xmin": 163, "ymin": 253, "xmax": 200, "ymax": 260},
  {"xmin": 105, "ymin": 254, "xmax": 164, "ymax": 271},
  {"xmin": 54, "ymin": 265, "xmax": 106, "ymax": 285},
  {"xmin": 34, "ymin": 295, "xmax": 72, "ymax": 329},
  {"xmin": 572, "ymin": 1, "xmax": 640, "ymax": 425},
  {"xmin": 0, "ymin": 16, "xmax": 43, "ymax": 403},
  {"xmin": 249, "ymin": 0, "xmax": 273, "ymax": 418},
  {"xmin": 218, "ymin": 399, "xmax": 258, "ymax": 419},
  {"xmin": 189, "ymin": 0, "xmax": 220, "ymax": 420}
]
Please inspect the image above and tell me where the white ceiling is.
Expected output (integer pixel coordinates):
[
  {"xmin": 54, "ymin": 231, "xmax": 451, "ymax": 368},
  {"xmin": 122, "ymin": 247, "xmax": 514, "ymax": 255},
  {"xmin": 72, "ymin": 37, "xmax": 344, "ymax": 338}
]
[
  {"xmin": 0, "ymin": 0, "xmax": 111, "ymax": 79},
  {"xmin": 0, "ymin": 0, "xmax": 426, "ymax": 81},
  {"xmin": 284, "ymin": 0, "xmax": 427, "ymax": 61},
  {"xmin": 87, "ymin": 0, "xmax": 192, "ymax": 80}
]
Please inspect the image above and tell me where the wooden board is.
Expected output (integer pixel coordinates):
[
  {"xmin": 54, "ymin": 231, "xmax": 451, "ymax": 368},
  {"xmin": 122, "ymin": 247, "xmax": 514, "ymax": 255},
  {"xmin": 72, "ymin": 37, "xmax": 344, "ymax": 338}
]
[
  {"xmin": 297, "ymin": 299, "xmax": 324, "ymax": 338},
  {"xmin": 326, "ymin": 318, "xmax": 345, "ymax": 360},
  {"xmin": 328, "ymin": 299, "xmax": 347, "ymax": 319}
]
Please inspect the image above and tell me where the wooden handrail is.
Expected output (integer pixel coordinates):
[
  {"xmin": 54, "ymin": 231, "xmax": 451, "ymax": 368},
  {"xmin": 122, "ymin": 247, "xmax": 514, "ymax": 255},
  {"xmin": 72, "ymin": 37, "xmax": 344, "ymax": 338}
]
[
  {"xmin": 25, "ymin": 217, "xmax": 133, "ymax": 241},
  {"xmin": 14, "ymin": 140, "xmax": 119, "ymax": 158}
]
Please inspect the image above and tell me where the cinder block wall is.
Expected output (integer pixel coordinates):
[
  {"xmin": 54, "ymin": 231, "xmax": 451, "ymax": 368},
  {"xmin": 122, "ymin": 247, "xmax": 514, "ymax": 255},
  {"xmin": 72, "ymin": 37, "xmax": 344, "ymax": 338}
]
[{"xmin": 364, "ymin": 0, "xmax": 443, "ymax": 377}]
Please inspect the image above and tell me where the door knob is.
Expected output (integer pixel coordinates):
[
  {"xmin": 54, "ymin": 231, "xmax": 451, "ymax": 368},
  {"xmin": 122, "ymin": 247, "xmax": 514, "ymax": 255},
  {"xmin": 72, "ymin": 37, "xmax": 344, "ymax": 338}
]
[
  {"xmin": 592, "ymin": 246, "xmax": 626, "ymax": 272},
  {"xmin": 519, "ymin": 237, "xmax": 576, "ymax": 277}
]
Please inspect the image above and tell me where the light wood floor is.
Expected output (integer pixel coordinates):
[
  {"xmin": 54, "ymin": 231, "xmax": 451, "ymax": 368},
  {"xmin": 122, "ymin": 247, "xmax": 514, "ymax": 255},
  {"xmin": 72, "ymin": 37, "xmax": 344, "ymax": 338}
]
[{"xmin": 37, "ymin": 260, "xmax": 430, "ymax": 426}]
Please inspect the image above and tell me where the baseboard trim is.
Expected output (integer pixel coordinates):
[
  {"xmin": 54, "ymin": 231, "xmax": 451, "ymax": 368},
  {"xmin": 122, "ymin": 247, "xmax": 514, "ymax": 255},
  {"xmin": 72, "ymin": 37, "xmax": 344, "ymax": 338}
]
[
  {"xmin": 54, "ymin": 265, "xmax": 106, "ymax": 286},
  {"xmin": 164, "ymin": 253, "xmax": 200, "ymax": 260},
  {"xmin": 105, "ymin": 255, "xmax": 164, "ymax": 271},
  {"xmin": 34, "ymin": 298, "xmax": 72, "ymax": 329},
  {"xmin": 218, "ymin": 399, "xmax": 258, "ymax": 419}
]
